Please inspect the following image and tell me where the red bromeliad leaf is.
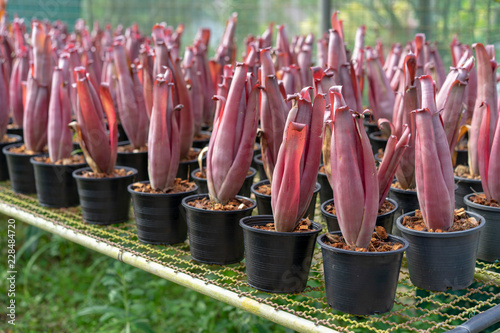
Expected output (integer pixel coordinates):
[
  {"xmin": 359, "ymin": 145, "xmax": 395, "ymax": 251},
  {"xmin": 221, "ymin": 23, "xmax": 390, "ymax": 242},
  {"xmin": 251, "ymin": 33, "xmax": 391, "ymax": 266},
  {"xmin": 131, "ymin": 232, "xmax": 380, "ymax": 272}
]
[
  {"xmin": 487, "ymin": 103, "xmax": 500, "ymax": 201},
  {"xmin": 330, "ymin": 89, "xmax": 378, "ymax": 248},
  {"xmin": 139, "ymin": 42, "xmax": 154, "ymax": 119},
  {"xmin": 9, "ymin": 45, "xmax": 28, "ymax": 127},
  {"xmin": 183, "ymin": 46, "xmax": 204, "ymax": 136},
  {"xmin": 414, "ymin": 75, "xmax": 455, "ymax": 230},
  {"xmin": 99, "ymin": 83, "xmax": 118, "ymax": 174},
  {"xmin": 366, "ymin": 46, "xmax": 394, "ymax": 121},
  {"xmin": 0, "ymin": 55, "xmax": 9, "ymax": 138},
  {"xmin": 48, "ymin": 57, "xmax": 73, "ymax": 162},
  {"xmin": 272, "ymin": 122, "xmax": 307, "ymax": 232}
]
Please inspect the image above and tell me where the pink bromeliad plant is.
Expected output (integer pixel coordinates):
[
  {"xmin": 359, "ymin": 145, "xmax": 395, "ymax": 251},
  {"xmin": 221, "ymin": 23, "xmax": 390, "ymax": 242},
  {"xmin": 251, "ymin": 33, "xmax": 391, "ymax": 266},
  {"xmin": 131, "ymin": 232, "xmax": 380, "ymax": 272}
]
[
  {"xmin": 24, "ymin": 21, "xmax": 52, "ymax": 153},
  {"xmin": 9, "ymin": 19, "xmax": 29, "ymax": 128},
  {"xmin": 206, "ymin": 63, "xmax": 259, "ymax": 204},
  {"xmin": 113, "ymin": 38, "xmax": 149, "ymax": 149},
  {"xmin": 271, "ymin": 89, "xmax": 325, "ymax": 232},
  {"xmin": 148, "ymin": 68, "xmax": 181, "ymax": 190},
  {"xmin": 0, "ymin": 52, "xmax": 9, "ymax": 139},
  {"xmin": 47, "ymin": 53, "xmax": 73, "ymax": 162},
  {"xmin": 414, "ymin": 75, "xmax": 455, "ymax": 230},
  {"xmin": 71, "ymin": 67, "xmax": 117, "ymax": 175}
]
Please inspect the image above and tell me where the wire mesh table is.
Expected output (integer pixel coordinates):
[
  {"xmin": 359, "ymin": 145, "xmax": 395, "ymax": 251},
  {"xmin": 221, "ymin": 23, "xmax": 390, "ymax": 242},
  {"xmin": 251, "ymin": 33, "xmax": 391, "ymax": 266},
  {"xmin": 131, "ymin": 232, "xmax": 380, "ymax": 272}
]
[{"xmin": 0, "ymin": 182, "xmax": 499, "ymax": 333}]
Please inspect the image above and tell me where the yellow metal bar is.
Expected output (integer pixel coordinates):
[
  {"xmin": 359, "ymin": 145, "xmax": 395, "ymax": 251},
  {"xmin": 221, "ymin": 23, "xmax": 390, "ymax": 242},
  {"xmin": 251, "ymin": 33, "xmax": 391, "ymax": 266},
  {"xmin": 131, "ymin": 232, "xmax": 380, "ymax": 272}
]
[{"xmin": 0, "ymin": 202, "xmax": 337, "ymax": 333}]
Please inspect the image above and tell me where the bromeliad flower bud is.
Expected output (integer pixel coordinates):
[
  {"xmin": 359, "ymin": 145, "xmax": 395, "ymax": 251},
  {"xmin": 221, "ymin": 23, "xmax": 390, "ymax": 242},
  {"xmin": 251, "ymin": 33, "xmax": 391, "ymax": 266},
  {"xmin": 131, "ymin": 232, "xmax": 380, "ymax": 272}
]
[
  {"xmin": 414, "ymin": 75, "xmax": 455, "ymax": 230},
  {"xmin": 206, "ymin": 63, "xmax": 259, "ymax": 204}
]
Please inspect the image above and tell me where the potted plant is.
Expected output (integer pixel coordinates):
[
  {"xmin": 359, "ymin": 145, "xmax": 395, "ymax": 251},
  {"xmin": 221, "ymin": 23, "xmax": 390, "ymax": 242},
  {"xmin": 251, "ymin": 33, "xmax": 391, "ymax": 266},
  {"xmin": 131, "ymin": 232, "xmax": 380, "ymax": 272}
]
[
  {"xmin": 152, "ymin": 25, "xmax": 196, "ymax": 180},
  {"xmin": 71, "ymin": 67, "xmax": 137, "ymax": 224},
  {"xmin": 396, "ymin": 75, "xmax": 485, "ymax": 291},
  {"xmin": 464, "ymin": 101, "xmax": 500, "ymax": 262},
  {"xmin": 181, "ymin": 63, "xmax": 257, "ymax": 265},
  {"xmin": 455, "ymin": 44, "xmax": 495, "ymax": 207},
  {"xmin": 128, "ymin": 69, "xmax": 197, "ymax": 245},
  {"xmin": 240, "ymin": 89, "xmax": 325, "ymax": 294},
  {"xmin": 112, "ymin": 38, "xmax": 150, "ymax": 181},
  {"xmin": 4, "ymin": 21, "xmax": 50, "ymax": 194},
  {"xmin": 30, "ymin": 52, "xmax": 86, "ymax": 207},
  {"xmin": 317, "ymin": 87, "xmax": 408, "ymax": 315}
]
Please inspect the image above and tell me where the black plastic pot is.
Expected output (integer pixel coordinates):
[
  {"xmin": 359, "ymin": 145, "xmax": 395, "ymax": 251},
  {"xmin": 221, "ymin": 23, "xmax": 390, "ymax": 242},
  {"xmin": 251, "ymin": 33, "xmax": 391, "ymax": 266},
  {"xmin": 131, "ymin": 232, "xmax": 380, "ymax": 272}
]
[
  {"xmin": 250, "ymin": 180, "xmax": 320, "ymax": 220},
  {"xmin": 192, "ymin": 130, "xmax": 211, "ymax": 149},
  {"xmin": 0, "ymin": 135, "xmax": 22, "ymax": 181},
  {"xmin": 455, "ymin": 148, "xmax": 468, "ymax": 167},
  {"xmin": 317, "ymin": 168, "xmax": 333, "ymax": 205},
  {"xmin": 31, "ymin": 156, "xmax": 86, "ymax": 208},
  {"xmin": 253, "ymin": 154, "xmax": 267, "ymax": 181},
  {"xmin": 320, "ymin": 198, "xmax": 398, "ymax": 233},
  {"xmin": 389, "ymin": 186, "xmax": 419, "ymax": 234},
  {"xmin": 396, "ymin": 210, "xmax": 485, "ymax": 291},
  {"xmin": 251, "ymin": 143, "xmax": 261, "ymax": 170},
  {"xmin": 317, "ymin": 232, "xmax": 408, "ymax": 315},
  {"xmin": 182, "ymin": 194, "xmax": 256, "ymax": 265},
  {"xmin": 240, "ymin": 215, "xmax": 322, "ymax": 293},
  {"xmin": 128, "ymin": 181, "xmax": 198, "ymax": 245},
  {"xmin": 117, "ymin": 123, "xmax": 128, "ymax": 143},
  {"xmin": 116, "ymin": 142, "xmax": 148, "ymax": 181},
  {"xmin": 3, "ymin": 143, "xmax": 43, "ymax": 194},
  {"xmin": 455, "ymin": 175, "xmax": 482, "ymax": 209},
  {"xmin": 177, "ymin": 148, "xmax": 204, "ymax": 180},
  {"xmin": 369, "ymin": 131, "xmax": 389, "ymax": 155},
  {"xmin": 363, "ymin": 118, "xmax": 379, "ymax": 136},
  {"xmin": 190, "ymin": 167, "xmax": 256, "ymax": 198},
  {"xmin": 6, "ymin": 126, "xmax": 23, "ymax": 138},
  {"xmin": 73, "ymin": 166, "xmax": 137, "ymax": 225},
  {"xmin": 464, "ymin": 193, "xmax": 500, "ymax": 262}
]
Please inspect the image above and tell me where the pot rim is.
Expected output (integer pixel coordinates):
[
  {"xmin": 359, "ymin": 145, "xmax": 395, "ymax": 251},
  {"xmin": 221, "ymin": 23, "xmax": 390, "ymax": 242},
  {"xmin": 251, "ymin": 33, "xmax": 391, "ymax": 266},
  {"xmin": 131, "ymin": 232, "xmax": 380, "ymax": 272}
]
[
  {"xmin": 253, "ymin": 153, "xmax": 262, "ymax": 164},
  {"xmin": 179, "ymin": 147, "xmax": 203, "ymax": 164},
  {"xmin": 454, "ymin": 174, "xmax": 482, "ymax": 183},
  {"xmin": 72, "ymin": 166, "xmax": 138, "ymax": 181},
  {"xmin": 320, "ymin": 197, "xmax": 398, "ymax": 219},
  {"xmin": 368, "ymin": 131, "xmax": 389, "ymax": 142},
  {"xmin": 239, "ymin": 215, "xmax": 323, "ymax": 236},
  {"xmin": 464, "ymin": 193, "xmax": 500, "ymax": 213},
  {"xmin": 317, "ymin": 231, "xmax": 409, "ymax": 256},
  {"xmin": 192, "ymin": 130, "xmax": 212, "ymax": 142},
  {"xmin": 251, "ymin": 179, "xmax": 321, "ymax": 198},
  {"xmin": 2, "ymin": 142, "xmax": 44, "ymax": 157},
  {"xmin": 116, "ymin": 141, "xmax": 148, "ymax": 155},
  {"xmin": 395, "ymin": 210, "xmax": 485, "ymax": 237},
  {"xmin": 191, "ymin": 167, "xmax": 257, "ymax": 181},
  {"xmin": 181, "ymin": 193, "xmax": 256, "ymax": 213},
  {"xmin": 389, "ymin": 184, "xmax": 417, "ymax": 194},
  {"xmin": 0, "ymin": 134, "xmax": 22, "ymax": 145},
  {"xmin": 127, "ymin": 180, "xmax": 198, "ymax": 197},
  {"xmin": 30, "ymin": 154, "xmax": 87, "ymax": 167}
]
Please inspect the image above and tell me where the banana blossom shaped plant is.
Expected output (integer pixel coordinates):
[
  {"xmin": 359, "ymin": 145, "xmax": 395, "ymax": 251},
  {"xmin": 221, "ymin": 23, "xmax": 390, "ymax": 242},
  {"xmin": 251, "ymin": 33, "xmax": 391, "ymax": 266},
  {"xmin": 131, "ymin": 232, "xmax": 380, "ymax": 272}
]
[
  {"xmin": 206, "ymin": 63, "xmax": 259, "ymax": 204},
  {"xmin": 478, "ymin": 102, "xmax": 500, "ymax": 202}
]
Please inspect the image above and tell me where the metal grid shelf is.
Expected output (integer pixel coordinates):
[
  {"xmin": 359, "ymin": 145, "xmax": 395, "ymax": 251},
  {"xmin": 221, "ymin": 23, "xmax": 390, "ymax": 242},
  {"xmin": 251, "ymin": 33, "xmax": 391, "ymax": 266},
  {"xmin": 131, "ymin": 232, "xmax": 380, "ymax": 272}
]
[{"xmin": 0, "ymin": 183, "xmax": 499, "ymax": 333}]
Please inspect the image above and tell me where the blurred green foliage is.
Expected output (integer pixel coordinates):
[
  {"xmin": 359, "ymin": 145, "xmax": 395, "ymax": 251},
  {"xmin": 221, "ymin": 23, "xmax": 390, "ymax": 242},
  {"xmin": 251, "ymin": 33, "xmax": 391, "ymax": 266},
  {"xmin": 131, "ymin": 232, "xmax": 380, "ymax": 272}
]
[
  {"xmin": 0, "ymin": 214, "xmax": 291, "ymax": 332},
  {"xmin": 6, "ymin": 0, "xmax": 500, "ymax": 67}
]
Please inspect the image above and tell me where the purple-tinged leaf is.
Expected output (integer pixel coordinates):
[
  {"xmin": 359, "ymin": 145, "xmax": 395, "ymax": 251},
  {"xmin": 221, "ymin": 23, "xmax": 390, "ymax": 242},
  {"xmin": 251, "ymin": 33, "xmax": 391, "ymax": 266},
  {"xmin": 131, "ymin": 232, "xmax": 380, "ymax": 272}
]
[{"xmin": 366, "ymin": 46, "xmax": 394, "ymax": 121}]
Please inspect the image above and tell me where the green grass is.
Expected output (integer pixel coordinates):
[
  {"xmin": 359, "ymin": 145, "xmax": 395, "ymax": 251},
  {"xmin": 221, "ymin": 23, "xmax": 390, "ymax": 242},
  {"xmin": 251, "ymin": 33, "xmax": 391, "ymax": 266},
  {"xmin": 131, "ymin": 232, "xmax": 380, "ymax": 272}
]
[{"xmin": 0, "ymin": 214, "xmax": 291, "ymax": 332}]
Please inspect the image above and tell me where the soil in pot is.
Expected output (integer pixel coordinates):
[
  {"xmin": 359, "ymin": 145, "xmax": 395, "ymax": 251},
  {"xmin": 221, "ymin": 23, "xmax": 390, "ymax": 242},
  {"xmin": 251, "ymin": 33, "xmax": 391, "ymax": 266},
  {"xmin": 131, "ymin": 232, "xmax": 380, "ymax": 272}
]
[
  {"xmin": 73, "ymin": 167, "xmax": 137, "ymax": 225},
  {"xmin": 321, "ymin": 198, "xmax": 397, "ymax": 233},
  {"xmin": 6, "ymin": 123, "xmax": 23, "ymax": 138},
  {"xmin": 240, "ymin": 216, "xmax": 322, "ymax": 293},
  {"xmin": 454, "ymin": 165, "xmax": 482, "ymax": 209},
  {"xmin": 0, "ymin": 134, "xmax": 22, "ymax": 181},
  {"xmin": 128, "ymin": 179, "xmax": 197, "ymax": 245},
  {"xmin": 397, "ymin": 209, "xmax": 484, "ymax": 291},
  {"xmin": 464, "ymin": 193, "xmax": 500, "ymax": 262},
  {"xmin": 192, "ymin": 131, "xmax": 211, "ymax": 149},
  {"xmin": 191, "ymin": 167, "xmax": 256, "ymax": 197},
  {"xmin": 31, "ymin": 155, "xmax": 86, "ymax": 208},
  {"xmin": 182, "ymin": 194, "xmax": 256, "ymax": 265},
  {"xmin": 251, "ymin": 179, "xmax": 320, "ymax": 220},
  {"xmin": 116, "ymin": 142, "xmax": 149, "ymax": 181},
  {"xmin": 3, "ymin": 143, "xmax": 46, "ymax": 194},
  {"xmin": 317, "ymin": 227, "xmax": 408, "ymax": 315},
  {"xmin": 177, "ymin": 148, "xmax": 204, "ymax": 180},
  {"xmin": 317, "ymin": 165, "xmax": 333, "ymax": 205}
]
